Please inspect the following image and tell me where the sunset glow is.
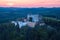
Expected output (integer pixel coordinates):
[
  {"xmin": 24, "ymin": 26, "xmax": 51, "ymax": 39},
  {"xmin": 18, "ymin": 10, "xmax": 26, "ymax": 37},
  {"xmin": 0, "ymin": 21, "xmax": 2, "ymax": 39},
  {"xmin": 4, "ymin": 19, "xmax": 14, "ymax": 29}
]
[{"xmin": 0, "ymin": 0, "xmax": 60, "ymax": 7}]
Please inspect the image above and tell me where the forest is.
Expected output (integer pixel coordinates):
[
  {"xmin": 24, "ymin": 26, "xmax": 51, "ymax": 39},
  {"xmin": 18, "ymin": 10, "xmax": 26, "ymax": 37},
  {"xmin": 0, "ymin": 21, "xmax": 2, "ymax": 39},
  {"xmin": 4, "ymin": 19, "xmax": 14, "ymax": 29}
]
[
  {"xmin": 0, "ymin": 7, "xmax": 60, "ymax": 40},
  {"xmin": 0, "ymin": 17, "xmax": 60, "ymax": 40}
]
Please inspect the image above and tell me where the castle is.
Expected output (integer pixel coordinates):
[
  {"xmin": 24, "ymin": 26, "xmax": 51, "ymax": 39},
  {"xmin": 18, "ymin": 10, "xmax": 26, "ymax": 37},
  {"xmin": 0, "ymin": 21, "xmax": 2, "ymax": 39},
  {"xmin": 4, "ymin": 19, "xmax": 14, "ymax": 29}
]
[{"xmin": 11, "ymin": 14, "xmax": 45, "ymax": 28}]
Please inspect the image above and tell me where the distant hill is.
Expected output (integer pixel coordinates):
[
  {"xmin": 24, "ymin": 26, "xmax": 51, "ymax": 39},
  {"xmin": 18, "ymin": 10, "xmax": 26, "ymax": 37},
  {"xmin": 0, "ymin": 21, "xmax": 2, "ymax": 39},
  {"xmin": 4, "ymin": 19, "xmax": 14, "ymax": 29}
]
[{"xmin": 0, "ymin": 7, "xmax": 60, "ymax": 23}]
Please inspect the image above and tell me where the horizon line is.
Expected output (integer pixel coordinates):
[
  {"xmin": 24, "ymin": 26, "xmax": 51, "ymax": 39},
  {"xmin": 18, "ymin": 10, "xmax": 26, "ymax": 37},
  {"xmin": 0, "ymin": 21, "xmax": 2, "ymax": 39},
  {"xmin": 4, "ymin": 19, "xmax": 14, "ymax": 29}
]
[{"xmin": 0, "ymin": 6, "xmax": 60, "ymax": 8}]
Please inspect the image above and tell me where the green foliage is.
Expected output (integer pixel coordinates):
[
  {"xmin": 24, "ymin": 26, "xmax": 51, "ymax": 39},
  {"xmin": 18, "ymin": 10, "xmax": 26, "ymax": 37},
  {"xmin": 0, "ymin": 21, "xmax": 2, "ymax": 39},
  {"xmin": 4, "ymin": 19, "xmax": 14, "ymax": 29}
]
[
  {"xmin": 0, "ymin": 20, "xmax": 60, "ymax": 40},
  {"xmin": 43, "ymin": 17, "xmax": 60, "ymax": 40},
  {"xmin": 0, "ymin": 23, "xmax": 20, "ymax": 40}
]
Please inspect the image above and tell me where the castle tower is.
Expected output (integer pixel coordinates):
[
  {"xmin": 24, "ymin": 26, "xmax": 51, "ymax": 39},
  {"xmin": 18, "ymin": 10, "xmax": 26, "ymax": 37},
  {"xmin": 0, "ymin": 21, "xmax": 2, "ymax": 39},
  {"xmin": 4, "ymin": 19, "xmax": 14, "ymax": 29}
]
[{"xmin": 27, "ymin": 14, "xmax": 39, "ymax": 22}]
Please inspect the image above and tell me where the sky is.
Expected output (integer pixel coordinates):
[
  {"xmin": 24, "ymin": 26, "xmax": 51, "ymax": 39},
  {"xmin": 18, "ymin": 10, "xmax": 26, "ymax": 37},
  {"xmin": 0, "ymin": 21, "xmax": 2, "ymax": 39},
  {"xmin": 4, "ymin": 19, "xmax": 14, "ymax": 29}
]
[{"xmin": 0, "ymin": 0, "xmax": 60, "ymax": 7}]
